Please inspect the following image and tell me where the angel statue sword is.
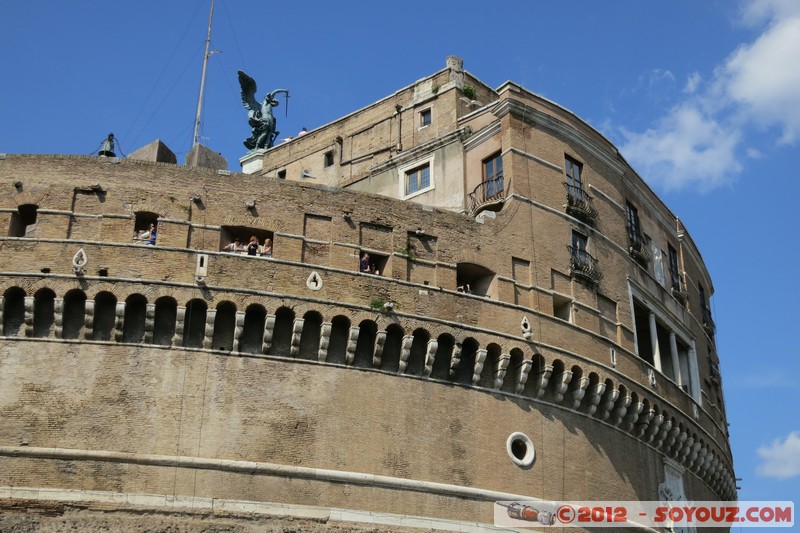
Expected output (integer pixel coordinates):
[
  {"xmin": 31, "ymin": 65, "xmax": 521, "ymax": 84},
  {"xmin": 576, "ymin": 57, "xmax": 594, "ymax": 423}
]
[{"xmin": 237, "ymin": 70, "xmax": 289, "ymax": 150}]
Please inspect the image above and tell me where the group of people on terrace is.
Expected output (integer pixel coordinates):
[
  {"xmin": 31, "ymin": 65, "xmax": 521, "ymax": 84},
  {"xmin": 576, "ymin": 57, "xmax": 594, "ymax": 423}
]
[{"xmin": 224, "ymin": 236, "xmax": 272, "ymax": 257}]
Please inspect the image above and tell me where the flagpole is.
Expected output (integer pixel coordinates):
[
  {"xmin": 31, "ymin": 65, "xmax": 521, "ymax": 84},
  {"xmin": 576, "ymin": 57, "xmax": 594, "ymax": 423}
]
[{"xmin": 192, "ymin": 0, "xmax": 215, "ymax": 147}]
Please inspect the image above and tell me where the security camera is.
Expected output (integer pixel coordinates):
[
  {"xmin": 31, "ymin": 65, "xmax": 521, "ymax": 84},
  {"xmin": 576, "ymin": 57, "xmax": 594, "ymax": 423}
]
[
  {"xmin": 245, "ymin": 199, "xmax": 256, "ymax": 209},
  {"xmin": 383, "ymin": 302, "xmax": 394, "ymax": 310},
  {"xmin": 195, "ymin": 276, "xmax": 206, "ymax": 284}
]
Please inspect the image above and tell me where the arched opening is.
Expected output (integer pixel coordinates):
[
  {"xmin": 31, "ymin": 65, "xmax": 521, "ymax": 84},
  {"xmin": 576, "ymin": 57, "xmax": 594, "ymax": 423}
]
[
  {"xmin": 182, "ymin": 299, "xmax": 207, "ymax": 348},
  {"xmin": 32, "ymin": 288, "xmax": 56, "ymax": 338},
  {"xmin": 456, "ymin": 262, "xmax": 496, "ymax": 298},
  {"xmin": 455, "ymin": 338, "xmax": 479, "ymax": 385},
  {"xmin": 353, "ymin": 320, "xmax": 378, "ymax": 368},
  {"xmin": 93, "ymin": 291, "xmax": 117, "ymax": 341},
  {"xmin": 269, "ymin": 307, "xmax": 295, "ymax": 357},
  {"xmin": 2, "ymin": 287, "xmax": 26, "ymax": 336},
  {"xmin": 239, "ymin": 304, "xmax": 267, "ymax": 354},
  {"xmin": 122, "ymin": 294, "xmax": 147, "ymax": 343},
  {"xmin": 404, "ymin": 328, "xmax": 430, "ymax": 376},
  {"xmin": 478, "ymin": 343, "xmax": 502, "ymax": 388},
  {"xmin": 431, "ymin": 333, "xmax": 454, "ymax": 380},
  {"xmin": 380, "ymin": 324, "xmax": 404, "ymax": 372},
  {"xmin": 501, "ymin": 348, "xmax": 525, "ymax": 393},
  {"xmin": 298, "ymin": 311, "xmax": 323, "ymax": 360},
  {"xmin": 62, "ymin": 289, "xmax": 87, "ymax": 339},
  {"xmin": 153, "ymin": 296, "xmax": 177, "ymax": 346},
  {"xmin": 8, "ymin": 204, "xmax": 38, "ymax": 237},
  {"xmin": 211, "ymin": 301, "xmax": 237, "ymax": 351},
  {"xmin": 327, "ymin": 315, "xmax": 351, "ymax": 364}
]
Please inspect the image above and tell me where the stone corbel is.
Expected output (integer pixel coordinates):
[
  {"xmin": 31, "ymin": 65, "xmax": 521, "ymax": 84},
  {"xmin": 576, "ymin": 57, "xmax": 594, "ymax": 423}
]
[
  {"xmin": 345, "ymin": 326, "xmax": 359, "ymax": 365},
  {"xmin": 372, "ymin": 330, "xmax": 386, "ymax": 367},
  {"xmin": 422, "ymin": 339, "xmax": 438, "ymax": 377},
  {"xmin": 398, "ymin": 335, "xmax": 414, "ymax": 373},
  {"xmin": 262, "ymin": 314, "xmax": 276, "ymax": 354},
  {"xmin": 584, "ymin": 381, "xmax": 606, "ymax": 416},
  {"xmin": 472, "ymin": 348, "xmax": 487, "ymax": 385},
  {"xmin": 495, "ymin": 353, "xmax": 510, "ymax": 389},
  {"xmin": 569, "ymin": 376, "xmax": 590, "ymax": 410},
  {"xmin": 551, "ymin": 369, "xmax": 573, "ymax": 403}
]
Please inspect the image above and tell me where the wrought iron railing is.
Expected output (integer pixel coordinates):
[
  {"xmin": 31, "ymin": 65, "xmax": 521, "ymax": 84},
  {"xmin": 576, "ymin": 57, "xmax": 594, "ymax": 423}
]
[
  {"xmin": 564, "ymin": 183, "xmax": 597, "ymax": 225},
  {"xmin": 701, "ymin": 305, "xmax": 716, "ymax": 337},
  {"xmin": 468, "ymin": 174, "xmax": 505, "ymax": 216},
  {"xmin": 567, "ymin": 245, "xmax": 602, "ymax": 285},
  {"xmin": 627, "ymin": 226, "xmax": 651, "ymax": 266},
  {"xmin": 670, "ymin": 270, "xmax": 689, "ymax": 304}
]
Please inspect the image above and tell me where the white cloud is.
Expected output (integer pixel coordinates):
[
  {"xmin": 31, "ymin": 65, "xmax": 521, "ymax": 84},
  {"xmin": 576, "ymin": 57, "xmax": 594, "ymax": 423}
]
[
  {"xmin": 683, "ymin": 72, "xmax": 701, "ymax": 94},
  {"xmin": 721, "ymin": 15, "xmax": 800, "ymax": 143},
  {"xmin": 756, "ymin": 431, "xmax": 800, "ymax": 479},
  {"xmin": 620, "ymin": 104, "xmax": 741, "ymax": 192},
  {"xmin": 617, "ymin": 0, "xmax": 800, "ymax": 192},
  {"xmin": 739, "ymin": 0, "xmax": 800, "ymax": 28}
]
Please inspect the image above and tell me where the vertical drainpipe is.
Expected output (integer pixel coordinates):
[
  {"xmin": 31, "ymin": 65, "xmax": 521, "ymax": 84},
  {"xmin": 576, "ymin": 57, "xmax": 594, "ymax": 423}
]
[{"xmin": 395, "ymin": 104, "xmax": 403, "ymax": 153}]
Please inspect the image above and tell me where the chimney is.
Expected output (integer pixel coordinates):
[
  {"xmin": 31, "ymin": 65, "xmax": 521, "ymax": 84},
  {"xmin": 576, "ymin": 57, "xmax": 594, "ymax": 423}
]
[{"xmin": 447, "ymin": 55, "xmax": 464, "ymax": 86}]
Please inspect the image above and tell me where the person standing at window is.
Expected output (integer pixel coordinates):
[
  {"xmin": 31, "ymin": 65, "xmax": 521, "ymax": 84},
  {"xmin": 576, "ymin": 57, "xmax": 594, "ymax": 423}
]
[{"xmin": 246, "ymin": 236, "xmax": 259, "ymax": 256}]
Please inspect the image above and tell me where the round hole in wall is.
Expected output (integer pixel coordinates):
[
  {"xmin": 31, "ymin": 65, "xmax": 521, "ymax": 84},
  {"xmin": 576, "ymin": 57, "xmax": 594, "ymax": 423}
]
[{"xmin": 506, "ymin": 432, "xmax": 535, "ymax": 468}]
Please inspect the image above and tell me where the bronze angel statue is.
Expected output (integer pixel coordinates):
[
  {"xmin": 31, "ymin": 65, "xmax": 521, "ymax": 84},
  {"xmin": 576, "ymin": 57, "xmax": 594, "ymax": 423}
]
[{"xmin": 237, "ymin": 70, "xmax": 289, "ymax": 150}]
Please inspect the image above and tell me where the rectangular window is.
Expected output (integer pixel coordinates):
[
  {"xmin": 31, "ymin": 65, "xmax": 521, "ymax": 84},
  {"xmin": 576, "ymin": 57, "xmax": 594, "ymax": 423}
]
[
  {"xmin": 406, "ymin": 164, "xmax": 431, "ymax": 195},
  {"xmin": 483, "ymin": 152, "xmax": 503, "ymax": 198},
  {"xmin": 626, "ymin": 202, "xmax": 641, "ymax": 237},
  {"xmin": 324, "ymin": 150, "xmax": 334, "ymax": 167},
  {"xmin": 565, "ymin": 156, "xmax": 583, "ymax": 191},
  {"xmin": 572, "ymin": 230, "xmax": 587, "ymax": 252},
  {"xmin": 420, "ymin": 109, "xmax": 431, "ymax": 127},
  {"xmin": 668, "ymin": 245, "xmax": 680, "ymax": 287}
]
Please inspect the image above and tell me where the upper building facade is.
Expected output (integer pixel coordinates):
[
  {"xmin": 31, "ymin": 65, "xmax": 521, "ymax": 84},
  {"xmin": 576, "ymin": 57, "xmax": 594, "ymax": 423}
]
[{"xmin": 0, "ymin": 57, "xmax": 732, "ymax": 531}]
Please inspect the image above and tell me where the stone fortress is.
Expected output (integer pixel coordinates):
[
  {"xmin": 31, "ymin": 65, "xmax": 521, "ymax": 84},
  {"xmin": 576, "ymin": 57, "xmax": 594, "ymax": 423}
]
[{"xmin": 0, "ymin": 57, "xmax": 733, "ymax": 531}]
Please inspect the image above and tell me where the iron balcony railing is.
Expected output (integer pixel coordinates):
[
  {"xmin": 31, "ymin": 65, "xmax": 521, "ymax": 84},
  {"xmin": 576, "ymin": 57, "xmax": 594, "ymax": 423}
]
[
  {"xmin": 567, "ymin": 245, "xmax": 602, "ymax": 285},
  {"xmin": 627, "ymin": 226, "xmax": 651, "ymax": 266},
  {"xmin": 563, "ymin": 183, "xmax": 598, "ymax": 225},
  {"xmin": 468, "ymin": 174, "xmax": 505, "ymax": 216},
  {"xmin": 670, "ymin": 270, "xmax": 689, "ymax": 304},
  {"xmin": 701, "ymin": 305, "xmax": 716, "ymax": 337}
]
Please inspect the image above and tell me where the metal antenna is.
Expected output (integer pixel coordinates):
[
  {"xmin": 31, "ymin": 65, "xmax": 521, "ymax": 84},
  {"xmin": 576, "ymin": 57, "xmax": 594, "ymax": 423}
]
[{"xmin": 192, "ymin": 0, "xmax": 217, "ymax": 147}]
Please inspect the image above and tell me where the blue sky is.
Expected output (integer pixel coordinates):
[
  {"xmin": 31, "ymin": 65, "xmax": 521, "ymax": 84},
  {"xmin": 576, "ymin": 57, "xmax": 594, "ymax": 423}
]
[{"xmin": 2, "ymin": 0, "xmax": 799, "ymax": 510}]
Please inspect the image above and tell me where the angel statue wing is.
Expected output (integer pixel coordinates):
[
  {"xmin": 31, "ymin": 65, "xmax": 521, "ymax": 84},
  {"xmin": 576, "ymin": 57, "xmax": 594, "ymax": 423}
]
[{"xmin": 237, "ymin": 70, "xmax": 260, "ymax": 114}]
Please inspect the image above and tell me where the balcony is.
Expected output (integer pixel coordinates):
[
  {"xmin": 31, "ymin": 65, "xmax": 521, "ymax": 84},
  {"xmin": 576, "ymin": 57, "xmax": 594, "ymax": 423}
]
[
  {"xmin": 701, "ymin": 305, "xmax": 716, "ymax": 337},
  {"xmin": 670, "ymin": 272, "xmax": 689, "ymax": 305},
  {"xmin": 564, "ymin": 183, "xmax": 598, "ymax": 225},
  {"xmin": 567, "ymin": 246, "xmax": 602, "ymax": 286},
  {"xmin": 468, "ymin": 174, "xmax": 505, "ymax": 216},
  {"xmin": 627, "ymin": 227, "xmax": 651, "ymax": 267}
]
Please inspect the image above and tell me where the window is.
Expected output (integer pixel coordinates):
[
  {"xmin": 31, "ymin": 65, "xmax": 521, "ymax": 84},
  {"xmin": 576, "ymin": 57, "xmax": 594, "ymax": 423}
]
[
  {"xmin": 324, "ymin": 150, "xmax": 334, "ymax": 167},
  {"xmin": 668, "ymin": 245, "xmax": 680, "ymax": 288},
  {"xmin": 8, "ymin": 204, "xmax": 38, "ymax": 237},
  {"xmin": 405, "ymin": 164, "xmax": 431, "ymax": 195},
  {"xmin": 483, "ymin": 152, "xmax": 503, "ymax": 198},
  {"xmin": 420, "ymin": 108, "xmax": 431, "ymax": 127},
  {"xmin": 399, "ymin": 156, "xmax": 435, "ymax": 199},
  {"xmin": 277, "ymin": 169, "xmax": 286, "ymax": 179},
  {"xmin": 572, "ymin": 230, "xmax": 587, "ymax": 253},
  {"xmin": 565, "ymin": 156, "xmax": 583, "ymax": 191},
  {"xmin": 626, "ymin": 202, "xmax": 641, "ymax": 237}
]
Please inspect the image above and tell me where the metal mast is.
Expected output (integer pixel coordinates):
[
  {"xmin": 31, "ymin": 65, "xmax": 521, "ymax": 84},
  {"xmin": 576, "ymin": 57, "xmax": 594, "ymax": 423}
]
[{"xmin": 192, "ymin": 0, "xmax": 215, "ymax": 147}]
